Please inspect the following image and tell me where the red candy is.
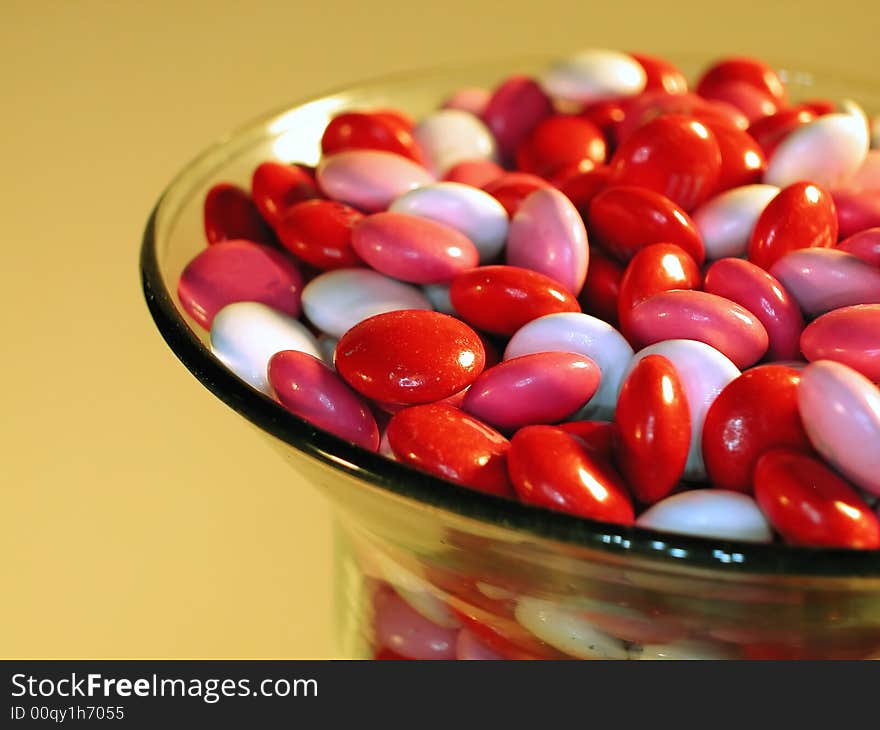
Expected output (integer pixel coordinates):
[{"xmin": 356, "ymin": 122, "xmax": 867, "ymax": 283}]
[
  {"xmin": 275, "ymin": 199, "xmax": 364, "ymax": 270},
  {"xmin": 480, "ymin": 76, "xmax": 554, "ymax": 161},
  {"xmin": 507, "ymin": 425, "xmax": 634, "ymax": 525},
  {"xmin": 616, "ymin": 242, "xmax": 702, "ymax": 338},
  {"xmin": 386, "ymin": 403, "xmax": 513, "ymax": 497},
  {"xmin": 836, "ymin": 228, "xmax": 880, "ymax": 267},
  {"xmin": 443, "ymin": 159, "xmax": 505, "ymax": 188},
  {"xmin": 754, "ymin": 449, "xmax": 880, "ymax": 549},
  {"xmin": 610, "ymin": 115, "xmax": 722, "ymax": 211},
  {"xmin": 698, "ymin": 80, "xmax": 778, "ymax": 124},
  {"xmin": 696, "ymin": 57, "xmax": 788, "ymax": 105},
  {"xmin": 748, "ymin": 181, "xmax": 838, "ymax": 269},
  {"xmin": 702, "ymin": 365, "xmax": 811, "ymax": 493},
  {"xmin": 555, "ymin": 165, "xmax": 612, "ymax": 218},
  {"xmin": 482, "ymin": 172, "xmax": 550, "ymax": 217},
  {"xmin": 587, "ymin": 185, "xmax": 705, "ymax": 264},
  {"xmin": 515, "ymin": 115, "xmax": 607, "ymax": 179},
  {"xmin": 578, "ymin": 247, "xmax": 623, "ymax": 326},
  {"xmin": 696, "ymin": 116, "xmax": 766, "ymax": 192},
  {"xmin": 203, "ymin": 182, "xmax": 273, "ymax": 245},
  {"xmin": 832, "ymin": 189, "xmax": 880, "ymax": 240},
  {"xmin": 335, "ymin": 310, "xmax": 485, "ymax": 404},
  {"xmin": 177, "ymin": 239, "xmax": 302, "ymax": 329},
  {"xmin": 747, "ymin": 107, "xmax": 817, "ymax": 157},
  {"xmin": 630, "ymin": 52, "xmax": 688, "ymax": 95},
  {"xmin": 321, "ymin": 111, "xmax": 424, "ymax": 163},
  {"xmin": 251, "ymin": 161, "xmax": 320, "ymax": 228},
  {"xmin": 614, "ymin": 355, "xmax": 691, "ymax": 504},
  {"xmin": 449, "ymin": 265, "xmax": 580, "ymax": 336},
  {"xmin": 557, "ymin": 421, "xmax": 618, "ymax": 462}
]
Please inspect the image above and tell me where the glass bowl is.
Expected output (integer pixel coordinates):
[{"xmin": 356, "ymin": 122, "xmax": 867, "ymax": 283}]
[{"xmin": 141, "ymin": 54, "xmax": 880, "ymax": 660}]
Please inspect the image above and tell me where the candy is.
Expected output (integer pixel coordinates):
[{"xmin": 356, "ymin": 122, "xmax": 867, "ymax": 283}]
[
  {"xmin": 630, "ymin": 52, "xmax": 688, "ymax": 95},
  {"xmin": 316, "ymin": 149, "xmax": 434, "ymax": 212},
  {"xmin": 268, "ymin": 350, "xmax": 379, "ymax": 450},
  {"xmin": 798, "ymin": 360, "xmax": 880, "ymax": 496},
  {"xmin": 635, "ymin": 489, "xmax": 773, "ymax": 543},
  {"xmin": 389, "ymin": 182, "xmax": 508, "ymax": 262},
  {"xmin": 413, "ymin": 109, "xmax": 498, "ymax": 175},
  {"xmin": 614, "ymin": 355, "xmax": 691, "ymax": 504},
  {"xmin": 514, "ymin": 598, "xmax": 629, "ymax": 659},
  {"xmin": 515, "ymin": 115, "xmax": 606, "ymax": 178},
  {"xmin": 832, "ymin": 188, "xmax": 880, "ymax": 240},
  {"xmin": 462, "ymin": 352, "xmax": 601, "ymax": 431},
  {"xmin": 587, "ymin": 186, "xmax": 705, "ymax": 265},
  {"xmin": 386, "ymin": 403, "xmax": 513, "ymax": 497},
  {"xmin": 209, "ymin": 301, "xmax": 321, "ymax": 394},
  {"xmin": 540, "ymin": 49, "xmax": 647, "ymax": 105},
  {"xmin": 692, "ymin": 184, "xmax": 779, "ymax": 260},
  {"xmin": 698, "ymin": 116, "xmax": 766, "ymax": 191},
  {"xmin": 335, "ymin": 310, "xmax": 485, "ymax": 404},
  {"xmin": 177, "ymin": 239, "xmax": 303, "ymax": 329},
  {"xmin": 747, "ymin": 181, "xmax": 838, "ymax": 270},
  {"xmin": 442, "ymin": 159, "xmax": 504, "ymax": 188},
  {"xmin": 351, "ymin": 211, "xmax": 479, "ymax": 284},
  {"xmin": 482, "ymin": 172, "xmax": 550, "ymax": 217},
  {"xmin": 480, "ymin": 76, "xmax": 554, "ymax": 161},
  {"xmin": 203, "ymin": 182, "xmax": 272, "ymax": 245},
  {"xmin": 373, "ymin": 587, "xmax": 458, "ymax": 660},
  {"xmin": 275, "ymin": 199, "xmax": 364, "ymax": 270},
  {"xmin": 754, "ymin": 448, "xmax": 880, "ymax": 549},
  {"xmin": 301, "ymin": 268, "xmax": 432, "ymax": 338},
  {"xmin": 506, "ymin": 187, "xmax": 589, "ymax": 295},
  {"xmin": 800, "ymin": 305, "xmax": 880, "ymax": 381},
  {"xmin": 578, "ymin": 248, "xmax": 623, "ymax": 326},
  {"xmin": 250, "ymin": 161, "xmax": 320, "ymax": 228},
  {"xmin": 747, "ymin": 106, "xmax": 817, "ymax": 157},
  {"xmin": 696, "ymin": 57, "xmax": 787, "ymax": 104},
  {"xmin": 698, "ymin": 80, "xmax": 778, "ymax": 124},
  {"xmin": 703, "ymin": 257, "xmax": 804, "ymax": 361},
  {"xmin": 610, "ymin": 115, "xmax": 722, "ymax": 211},
  {"xmin": 701, "ymin": 365, "xmax": 810, "ymax": 493},
  {"xmin": 506, "ymin": 312, "xmax": 634, "ymax": 420},
  {"xmin": 321, "ymin": 111, "xmax": 424, "ymax": 163},
  {"xmin": 628, "ymin": 290, "xmax": 769, "ymax": 369},
  {"xmin": 835, "ymin": 227, "xmax": 880, "ymax": 266},
  {"xmin": 770, "ymin": 248, "xmax": 880, "ymax": 317}
]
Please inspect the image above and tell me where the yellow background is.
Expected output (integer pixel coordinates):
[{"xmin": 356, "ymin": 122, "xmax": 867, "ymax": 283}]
[{"xmin": 2, "ymin": 0, "xmax": 877, "ymax": 658}]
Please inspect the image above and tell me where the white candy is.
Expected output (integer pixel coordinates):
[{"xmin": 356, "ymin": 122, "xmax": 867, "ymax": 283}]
[
  {"xmin": 373, "ymin": 551, "xmax": 461, "ymax": 629},
  {"xmin": 422, "ymin": 283, "xmax": 456, "ymax": 315},
  {"xmin": 630, "ymin": 639, "xmax": 737, "ymax": 660},
  {"xmin": 302, "ymin": 268, "xmax": 432, "ymax": 339},
  {"xmin": 390, "ymin": 182, "xmax": 508, "ymax": 262},
  {"xmin": 514, "ymin": 598, "xmax": 628, "ymax": 659},
  {"xmin": 505, "ymin": 312, "xmax": 634, "ymax": 420},
  {"xmin": 692, "ymin": 184, "xmax": 780, "ymax": 260},
  {"xmin": 210, "ymin": 302, "xmax": 321, "ymax": 394},
  {"xmin": 765, "ymin": 111, "xmax": 869, "ymax": 189},
  {"xmin": 412, "ymin": 109, "xmax": 498, "ymax": 175},
  {"xmin": 636, "ymin": 490, "xmax": 773, "ymax": 544},
  {"xmin": 540, "ymin": 49, "xmax": 646, "ymax": 104},
  {"xmin": 624, "ymin": 340, "xmax": 740, "ymax": 480},
  {"xmin": 317, "ymin": 334, "xmax": 338, "ymax": 368}
]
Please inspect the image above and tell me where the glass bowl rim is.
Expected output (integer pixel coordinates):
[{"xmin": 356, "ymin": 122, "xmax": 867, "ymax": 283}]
[{"xmin": 140, "ymin": 56, "xmax": 880, "ymax": 579}]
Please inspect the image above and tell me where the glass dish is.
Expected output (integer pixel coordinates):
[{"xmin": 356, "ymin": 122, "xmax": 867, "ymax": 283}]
[{"xmin": 141, "ymin": 54, "xmax": 880, "ymax": 659}]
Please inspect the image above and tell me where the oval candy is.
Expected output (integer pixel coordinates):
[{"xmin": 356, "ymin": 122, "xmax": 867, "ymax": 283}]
[
  {"xmin": 373, "ymin": 587, "xmax": 458, "ymax": 660},
  {"xmin": 320, "ymin": 111, "xmax": 424, "ymax": 163},
  {"xmin": 832, "ymin": 188, "xmax": 880, "ymax": 240},
  {"xmin": 250, "ymin": 161, "xmax": 320, "ymax": 228},
  {"xmin": 835, "ymin": 227, "xmax": 880, "ymax": 267},
  {"xmin": 480, "ymin": 75, "xmax": 555, "ymax": 161},
  {"xmin": 692, "ymin": 184, "xmax": 780, "ymax": 260},
  {"xmin": 514, "ymin": 598, "xmax": 629, "ymax": 660},
  {"xmin": 515, "ymin": 114, "xmax": 606, "ymax": 178},
  {"xmin": 800, "ymin": 304, "xmax": 880, "ymax": 381},
  {"xmin": 203, "ymin": 182, "xmax": 273, "ymax": 245},
  {"xmin": 541, "ymin": 49, "xmax": 646, "ymax": 105},
  {"xmin": 413, "ymin": 109, "xmax": 498, "ymax": 175},
  {"xmin": 275, "ymin": 199, "xmax": 364, "ymax": 270}
]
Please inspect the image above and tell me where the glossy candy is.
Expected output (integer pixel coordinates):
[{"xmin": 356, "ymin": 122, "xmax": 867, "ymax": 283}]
[
  {"xmin": 703, "ymin": 257, "xmax": 804, "ymax": 361},
  {"xmin": 443, "ymin": 159, "xmax": 505, "ymax": 188},
  {"xmin": 636, "ymin": 490, "xmax": 773, "ymax": 543},
  {"xmin": 209, "ymin": 302, "xmax": 321, "ymax": 394},
  {"xmin": 587, "ymin": 186, "xmax": 705, "ymax": 264},
  {"xmin": 335, "ymin": 310, "xmax": 485, "ymax": 404},
  {"xmin": 413, "ymin": 109, "xmax": 498, "ymax": 175},
  {"xmin": 557, "ymin": 420, "xmax": 617, "ymax": 462},
  {"xmin": 482, "ymin": 172, "xmax": 549, "ymax": 217},
  {"xmin": 798, "ymin": 360, "xmax": 880, "ymax": 496},
  {"xmin": 698, "ymin": 80, "xmax": 778, "ymax": 124},
  {"xmin": 301, "ymin": 268, "xmax": 432, "ymax": 338},
  {"xmin": 770, "ymin": 248, "xmax": 880, "ymax": 317},
  {"xmin": 506, "ymin": 312, "xmax": 634, "ymax": 420},
  {"xmin": 177, "ymin": 239, "xmax": 303, "ymax": 329},
  {"xmin": 203, "ymin": 183, "xmax": 272, "ymax": 245},
  {"xmin": 540, "ymin": 49, "xmax": 647, "ymax": 105},
  {"xmin": 507, "ymin": 426, "xmax": 634, "ymax": 525},
  {"xmin": 578, "ymin": 248, "xmax": 623, "ymax": 326},
  {"xmin": 373, "ymin": 587, "xmax": 458, "ymax": 660},
  {"xmin": 697, "ymin": 117, "xmax": 766, "ymax": 191},
  {"xmin": 351, "ymin": 212, "xmax": 479, "ymax": 284},
  {"xmin": 754, "ymin": 448, "xmax": 880, "ymax": 548},
  {"xmin": 386, "ymin": 403, "xmax": 513, "ymax": 497},
  {"xmin": 390, "ymin": 182, "xmax": 508, "ymax": 262},
  {"xmin": 449, "ymin": 265, "xmax": 580, "ymax": 336},
  {"xmin": 462, "ymin": 352, "xmax": 601, "ymax": 431},
  {"xmin": 696, "ymin": 57, "xmax": 787, "ymax": 104},
  {"xmin": 555, "ymin": 165, "xmax": 612, "ymax": 218},
  {"xmin": 480, "ymin": 76, "xmax": 554, "ymax": 161},
  {"xmin": 515, "ymin": 115, "xmax": 606, "ymax": 178},
  {"xmin": 836, "ymin": 228, "xmax": 880, "ymax": 267},
  {"xmin": 765, "ymin": 112, "xmax": 870, "ymax": 189},
  {"xmin": 800, "ymin": 305, "xmax": 880, "ymax": 381},
  {"xmin": 506, "ymin": 187, "xmax": 589, "ymax": 295},
  {"xmin": 275, "ymin": 199, "xmax": 363, "ymax": 270},
  {"xmin": 747, "ymin": 107, "xmax": 817, "ymax": 157},
  {"xmin": 702, "ymin": 365, "xmax": 810, "ymax": 493},
  {"xmin": 747, "ymin": 182, "xmax": 838, "ymax": 270},
  {"xmin": 625, "ymin": 340, "xmax": 740, "ymax": 480},
  {"xmin": 250, "ymin": 161, "xmax": 320, "ymax": 228},
  {"xmin": 628, "ymin": 290, "xmax": 769, "ymax": 368},
  {"xmin": 617, "ymin": 243, "xmax": 702, "ymax": 338},
  {"xmin": 320, "ymin": 111, "xmax": 424, "ymax": 163},
  {"xmin": 316, "ymin": 150, "xmax": 434, "ymax": 213},
  {"xmin": 832, "ymin": 189, "xmax": 880, "ymax": 240},
  {"xmin": 614, "ymin": 355, "xmax": 690, "ymax": 504},
  {"xmin": 630, "ymin": 52, "xmax": 687, "ymax": 95},
  {"xmin": 692, "ymin": 184, "xmax": 779, "ymax": 260},
  {"xmin": 514, "ymin": 598, "xmax": 629, "ymax": 659},
  {"xmin": 268, "ymin": 350, "xmax": 380, "ymax": 450},
  {"xmin": 610, "ymin": 115, "xmax": 722, "ymax": 211},
  {"xmin": 615, "ymin": 91, "xmax": 748, "ymax": 144}
]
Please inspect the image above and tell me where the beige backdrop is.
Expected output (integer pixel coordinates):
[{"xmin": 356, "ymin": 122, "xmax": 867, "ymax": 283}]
[{"xmin": 1, "ymin": 0, "xmax": 876, "ymax": 658}]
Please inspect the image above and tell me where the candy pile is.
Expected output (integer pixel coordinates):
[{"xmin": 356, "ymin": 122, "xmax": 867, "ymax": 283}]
[{"xmin": 177, "ymin": 50, "xmax": 880, "ymax": 551}]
